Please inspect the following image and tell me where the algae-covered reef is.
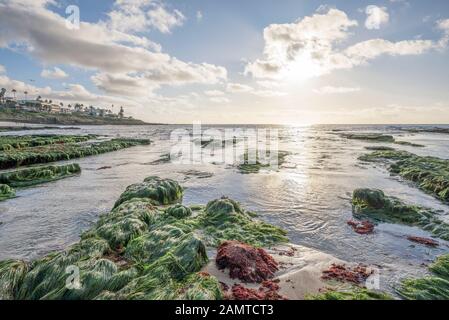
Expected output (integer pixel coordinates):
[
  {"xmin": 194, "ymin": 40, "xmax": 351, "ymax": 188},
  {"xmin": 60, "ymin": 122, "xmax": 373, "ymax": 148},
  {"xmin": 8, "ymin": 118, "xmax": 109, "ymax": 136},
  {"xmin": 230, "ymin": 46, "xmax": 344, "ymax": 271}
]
[
  {"xmin": 237, "ymin": 150, "xmax": 290, "ymax": 174},
  {"xmin": 341, "ymin": 133, "xmax": 424, "ymax": 147},
  {"xmin": 352, "ymin": 189, "xmax": 449, "ymax": 240},
  {"xmin": 396, "ymin": 254, "xmax": 449, "ymax": 300},
  {"xmin": 0, "ymin": 126, "xmax": 80, "ymax": 132},
  {"xmin": 307, "ymin": 288, "xmax": 393, "ymax": 300},
  {"xmin": 359, "ymin": 150, "xmax": 449, "ymax": 202},
  {"xmin": 0, "ymin": 177, "xmax": 288, "ymax": 300},
  {"xmin": 0, "ymin": 184, "xmax": 15, "ymax": 201},
  {"xmin": 0, "ymin": 163, "xmax": 81, "ymax": 188},
  {"xmin": 341, "ymin": 133, "xmax": 395, "ymax": 142},
  {"xmin": 0, "ymin": 138, "xmax": 150, "ymax": 170},
  {"xmin": 0, "ymin": 135, "xmax": 95, "ymax": 151}
]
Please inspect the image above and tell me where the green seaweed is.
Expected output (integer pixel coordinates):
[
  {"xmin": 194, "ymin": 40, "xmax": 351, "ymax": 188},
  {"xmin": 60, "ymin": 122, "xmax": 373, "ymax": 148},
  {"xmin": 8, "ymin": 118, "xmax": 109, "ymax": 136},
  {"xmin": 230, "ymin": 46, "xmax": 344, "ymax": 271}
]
[
  {"xmin": 396, "ymin": 254, "xmax": 449, "ymax": 300},
  {"xmin": 0, "ymin": 163, "xmax": 81, "ymax": 187},
  {"xmin": 165, "ymin": 204, "xmax": 193, "ymax": 219},
  {"xmin": 394, "ymin": 141, "xmax": 425, "ymax": 147},
  {"xmin": 352, "ymin": 189, "xmax": 449, "ymax": 240},
  {"xmin": 0, "ymin": 184, "xmax": 15, "ymax": 201},
  {"xmin": 0, "ymin": 260, "xmax": 29, "ymax": 300},
  {"xmin": 198, "ymin": 197, "xmax": 288, "ymax": 247},
  {"xmin": 0, "ymin": 135, "xmax": 95, "ymax": 151},
  {"xmin": 237, "ymin": 150, "xmax": 290, "ymax": 174},
  {"xmin": 307, "ymin": 287, "xmax": 393, "ymax": 300},
  {"xmin": 0, "ymin": 138, "xmax": 151, "ymax": 170},
  {"xmin": 359, "ymin": 150, "xmax": 449, "ymax": 202},
  {"xmin": 114, "ymin": 176, "xmax": 183, "ymax": 208},
  {"xmin": 342, "ymin": 133, "xmax": 395, "ymax": 142},
  {"xmin": 0, "ymin": 177, "xmax": 287, "ymax": 300},
  {"xmin": 364, "ymin": 146, "xmax": 396, "ymax": 151}
]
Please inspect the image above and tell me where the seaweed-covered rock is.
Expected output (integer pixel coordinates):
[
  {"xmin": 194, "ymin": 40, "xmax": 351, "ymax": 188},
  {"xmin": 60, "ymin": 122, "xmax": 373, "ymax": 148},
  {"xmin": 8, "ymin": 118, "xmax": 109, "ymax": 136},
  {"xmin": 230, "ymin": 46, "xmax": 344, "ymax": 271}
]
[
  {"xmin": 0, "ymin": 177, "xmax": 287, "ymax": 300},
  {"xmin": 0, "ymin": 184, "xmax": 15, "ymax": 201},
  {"xmin": 86, "ymin": 199, "xmax": 161, "ymax": 248},
  {"xmin": 201, "ymin": 197, "xmax": 288, "ymax": 247},
  {"xmin": 352, "ymin": 189, "xmax": 449, "ymax": 240},
  {"xmin": 166, "ymin": 204, "xmax": 192, "ymax": 219},
  {"xmin": 359, "ymin": 150, "xmax": 449, "ymax": 202},
  {"xmin": 0, "ymin": 163, "xmax": 81, "ymax": 187},
  {"xmin": 0, "ymin": 134, "xmax": 95, "ymax": 151},
  {"xmin": 237, "ymin": 150, "xmax": 290, "ymax": 174},
  {"xmin": 397, "ymin": 254, "xmax": 449, "ymax": 300},
  {"xmin": 342, "ymin": 133, "xmax": 395, "ymax": 142},
  {"xmin": 0, "ymin": 260, "xmax": 29, "ymax": 299},
  {"xmin": 364, "ymin": 146, "xmax": 396, "ymax": 151},
  {"xmin": 307, "ymin": 288, "xmax": 393, "ymax": 300},
  {"xmin": 114, "ymin": 176, "xmax": 183, "ymax": 208},
  {"xmin": 0, "ymin": 138, "xmax": 150, "ymax": 170},
  {"xmin": 125, "ymin": 225, "xmax": 191, "ymax": 264},
  {"xmin": 16, "ymin": 237, "xmax": 111, "ymax": 300},
  {"xmin": 216, "ymin": 241, "xmax": 278, "ymax": 283}
]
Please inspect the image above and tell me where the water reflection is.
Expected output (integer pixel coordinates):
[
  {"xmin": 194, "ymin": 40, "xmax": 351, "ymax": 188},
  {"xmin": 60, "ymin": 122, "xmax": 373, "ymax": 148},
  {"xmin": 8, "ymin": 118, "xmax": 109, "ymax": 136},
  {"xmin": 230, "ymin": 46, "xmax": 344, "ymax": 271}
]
[{"xmin": 0, "ymin": 123, "xmax": 448, "ymax": 293}]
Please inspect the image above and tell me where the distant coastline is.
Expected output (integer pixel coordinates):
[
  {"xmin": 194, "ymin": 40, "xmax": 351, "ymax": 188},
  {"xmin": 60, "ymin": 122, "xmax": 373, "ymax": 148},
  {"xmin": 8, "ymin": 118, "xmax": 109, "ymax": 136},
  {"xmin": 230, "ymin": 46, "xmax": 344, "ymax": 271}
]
[{"xmin": 0, "ymin": 109, "xmax": 161, "ymax": 126}]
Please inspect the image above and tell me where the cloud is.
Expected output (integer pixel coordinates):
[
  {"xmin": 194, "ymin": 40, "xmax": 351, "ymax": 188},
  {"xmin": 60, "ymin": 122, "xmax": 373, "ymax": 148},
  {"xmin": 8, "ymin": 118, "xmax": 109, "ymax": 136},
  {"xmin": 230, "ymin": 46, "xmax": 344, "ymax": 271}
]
[
  {"xmin": 107, "ymin": 0, "xmax": 185, "ymax": 34},
  {"xmin": 226, "ymin": 83, "xmax": 254, "ymax": 93},
  {"xmin": 204, "ymin": 90, "xmax": 225, "ymax": 96},
  {"xmin": 147, "ymin": 6, "xmax": 185, "ymax": 34},
  {"xmin": 0, "ymin": 65, "xmax": 5, "ymax": 74},
  {"xmin": 314, "ymin": 86, "xmax": 361, "ymax": 94},
  {"xmin": 245, "ymin": 8, "xmax": 446, "ymax": 81},
  {"xmin": 0, "ymin": 1, "xmax": 227, "ymax": 97},
  {"xmin": 209, "ymin": 97, "xmax": 230, "ymax": 103},
  {"xmin": 365, "ymin": 5, "xmax": 389, "ymax": 30},
  {"xmin": 41, "ymin": 67, "xmax": 68, "ymax": 79}
]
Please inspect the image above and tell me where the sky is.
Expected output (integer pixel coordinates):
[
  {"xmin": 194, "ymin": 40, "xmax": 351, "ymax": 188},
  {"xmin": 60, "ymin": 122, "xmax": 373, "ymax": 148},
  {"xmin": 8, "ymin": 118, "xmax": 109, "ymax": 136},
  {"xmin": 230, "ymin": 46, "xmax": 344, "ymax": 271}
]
[{"xmin": 0, "ymin": 0, "xmax": 448, "ymax": 124}]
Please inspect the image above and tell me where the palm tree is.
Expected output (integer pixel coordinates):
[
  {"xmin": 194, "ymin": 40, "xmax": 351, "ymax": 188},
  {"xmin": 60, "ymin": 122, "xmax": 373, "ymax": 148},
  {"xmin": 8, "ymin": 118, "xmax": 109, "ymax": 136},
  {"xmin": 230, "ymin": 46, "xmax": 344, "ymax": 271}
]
[
  {"xmin": 37, "ymin": 95, "xmax": 42, "ymax": 101},
  {"xmin": 12, "ymin": 89, "xmax": 17, "ymax": 99},
  {"xmin": 24, "ymin": 91, "xmax": 28, "ymax": 100}
]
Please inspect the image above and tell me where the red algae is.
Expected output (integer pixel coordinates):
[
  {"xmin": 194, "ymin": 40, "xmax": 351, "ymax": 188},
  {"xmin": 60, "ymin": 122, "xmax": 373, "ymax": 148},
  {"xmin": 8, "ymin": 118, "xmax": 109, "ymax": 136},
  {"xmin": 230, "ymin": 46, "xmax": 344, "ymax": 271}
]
[
  {"xmin": 229, "ymin": 283, "xmax": 287, "ymax": 300},
  {"xmin": 407, "ymin": 236, "xmax": 439, "ymax": 247},
  {"xmin": 216, "ymin": 241, "xmax": 278, "ymax": 283},
  {"xmin": 322, "ymin": 264, "xmax": 374, "ymax": 284},
  {"xmin": 347, "ymin": 220, "xmax": 375, "ymax": 235}
]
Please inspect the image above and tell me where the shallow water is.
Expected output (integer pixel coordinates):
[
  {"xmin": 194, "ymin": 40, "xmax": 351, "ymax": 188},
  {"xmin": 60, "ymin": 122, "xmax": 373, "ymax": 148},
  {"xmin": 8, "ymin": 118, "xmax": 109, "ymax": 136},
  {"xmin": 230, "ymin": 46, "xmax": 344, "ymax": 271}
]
[{"xmin": 1, "ymin": 122, "xmax": 449, "ymax": 294}]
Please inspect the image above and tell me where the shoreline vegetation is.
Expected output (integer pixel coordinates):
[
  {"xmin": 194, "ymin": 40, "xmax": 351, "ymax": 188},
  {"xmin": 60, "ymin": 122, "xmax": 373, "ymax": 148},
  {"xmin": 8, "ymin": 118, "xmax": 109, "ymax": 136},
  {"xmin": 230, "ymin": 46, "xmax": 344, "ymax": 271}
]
[
  {"xmin": 0, "ymin": 176, "xmax": 392, "ymax": 300},
  {"xmin": 0, "ymin": 126, "xmax": 81, "ymax": 132},
  {"xmin": 0, "ymin": 135, "xmax": 151, "ymax": 170},
  {"xmin": 339, "ymin": 133, "xmax": 425, "ymax": 147},
  {"xmin": 0, "ymin": 163, "xmax": 81, "ymax": 188},
  {"xmin": 1, "ymin": 127, "xmax": 449, "ymax": 299},
  {"xmin": 0, "ymin": 134, "xmax": 150, "ymax": 201},
  {"xmin": 0, "ymin": 109, "xmax": 153, "ymax": 126},
  {"xmin": 359, "ymin": 150, "xmax": 449, "ymax": 202}
]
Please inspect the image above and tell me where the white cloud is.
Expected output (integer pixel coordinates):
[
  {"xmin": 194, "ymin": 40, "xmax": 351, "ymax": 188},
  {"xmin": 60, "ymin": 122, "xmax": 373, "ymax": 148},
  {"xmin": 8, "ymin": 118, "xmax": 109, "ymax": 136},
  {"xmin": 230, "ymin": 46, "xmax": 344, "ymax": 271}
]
[
  {"xmin": 204, "ymin": 90, "xmax": 225, "ymax": 96},
  {"xmin": 147, "ymin": 6, "xmax": 185, "ymax": 34},
  {"xmin": 245, "ymin": 8, "xmax": 445, "ymax": 82},
  {"xmin": 0, "ymin": 1, "xmax": 227, "ymax": 97},
  {"xmin": 107, "ymin": 0, "xmax": 185, "ymax": 35},
  {"xmin": 0, "ymin": 65, "xmax": 5, "ymax": 74},
  {"xmin": 41, "ymin": 67, "xmax": 68, "ymax": 79},
  {"xmin": 210, "ymin": 97, "xmax": 230, "ymax": 103},
  {"xmin": 226, "ymin": 83, "xmax": 254, "ymax": 93},
  {"xmin": 365, "ymin": 5, "xmax": 389, "ymax": 30},
  {"xmin": 314, "ymin": 86, "xmax": 361, "ymax": 94}
]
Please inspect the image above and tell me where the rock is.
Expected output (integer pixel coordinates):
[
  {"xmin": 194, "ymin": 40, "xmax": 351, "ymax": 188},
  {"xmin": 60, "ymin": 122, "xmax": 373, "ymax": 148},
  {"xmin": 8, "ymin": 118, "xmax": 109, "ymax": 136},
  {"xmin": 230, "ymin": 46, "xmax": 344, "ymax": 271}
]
[{"xmin": 406, "ymin": 236, "xmax": 439, "ymax": 247}]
